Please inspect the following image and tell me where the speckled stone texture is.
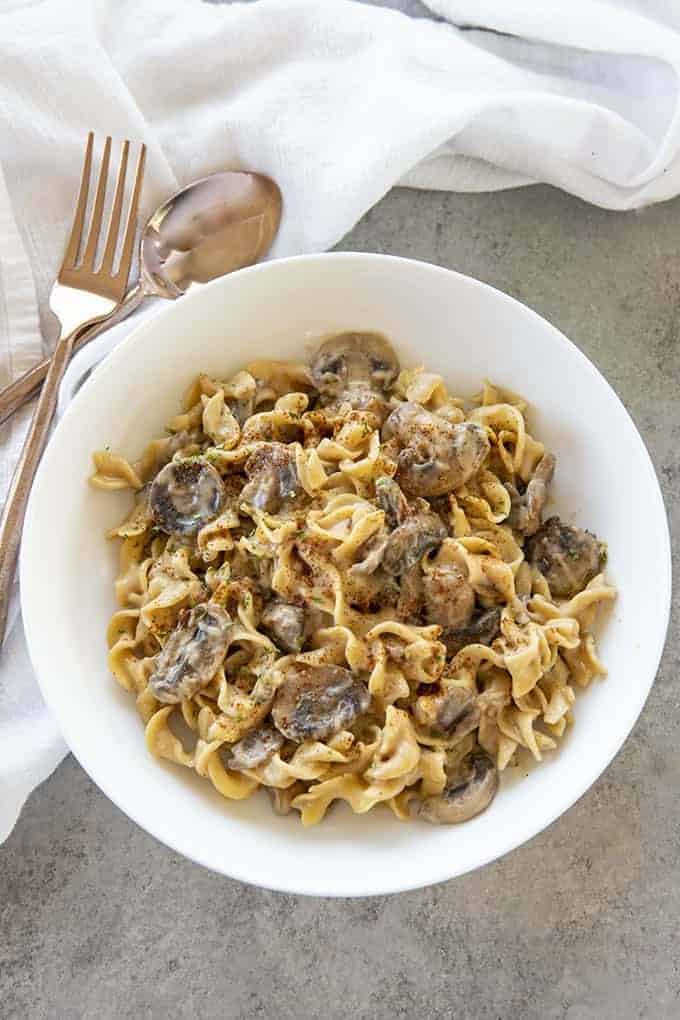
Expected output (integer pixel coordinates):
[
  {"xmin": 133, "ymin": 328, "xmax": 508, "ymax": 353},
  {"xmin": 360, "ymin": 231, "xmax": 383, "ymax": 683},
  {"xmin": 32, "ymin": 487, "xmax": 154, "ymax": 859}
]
[{"xmin": 2, "ymin": 181, "xmax": 678, "ymax": 1020}]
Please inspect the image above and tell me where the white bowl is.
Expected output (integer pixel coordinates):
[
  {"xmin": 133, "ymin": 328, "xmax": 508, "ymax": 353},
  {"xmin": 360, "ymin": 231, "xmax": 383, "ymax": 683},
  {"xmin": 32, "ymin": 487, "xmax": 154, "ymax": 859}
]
[{"xmin": 21, "ymin": 253, "xmax": 671, "ymax": 897}]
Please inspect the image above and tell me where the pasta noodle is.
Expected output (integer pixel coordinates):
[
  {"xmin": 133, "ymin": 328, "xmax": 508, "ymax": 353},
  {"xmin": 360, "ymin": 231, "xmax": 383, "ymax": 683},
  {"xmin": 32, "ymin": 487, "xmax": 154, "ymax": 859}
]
[{"xmin": 92, "ymin": 332, "xmax": 616, "ymax": 827}]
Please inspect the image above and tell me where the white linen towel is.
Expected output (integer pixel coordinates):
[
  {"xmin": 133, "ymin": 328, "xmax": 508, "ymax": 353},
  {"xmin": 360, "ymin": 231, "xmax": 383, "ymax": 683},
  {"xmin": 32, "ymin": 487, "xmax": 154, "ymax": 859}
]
[{"xmin": 2, "ymin": 0, "xmax": 680, "ymax": 843}]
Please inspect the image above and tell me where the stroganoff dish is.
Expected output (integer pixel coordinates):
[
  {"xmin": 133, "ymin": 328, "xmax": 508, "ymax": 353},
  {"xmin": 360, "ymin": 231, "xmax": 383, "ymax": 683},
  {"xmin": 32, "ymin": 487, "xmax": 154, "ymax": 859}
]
[{"xmin": 92, "ymin": 334, "xmax": 616, "ymax": 826}]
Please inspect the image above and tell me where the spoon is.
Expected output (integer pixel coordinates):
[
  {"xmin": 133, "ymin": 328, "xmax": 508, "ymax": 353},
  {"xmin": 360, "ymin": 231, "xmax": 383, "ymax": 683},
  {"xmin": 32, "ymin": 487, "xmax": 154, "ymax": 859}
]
[{"xmin": 0, "ymin": 171, "xmax": 282, "ymax": 423}]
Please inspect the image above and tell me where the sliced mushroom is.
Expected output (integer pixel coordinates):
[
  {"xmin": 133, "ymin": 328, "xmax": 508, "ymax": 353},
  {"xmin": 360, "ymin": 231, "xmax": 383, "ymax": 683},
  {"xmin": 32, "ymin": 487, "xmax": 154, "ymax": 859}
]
[
  {"xmin": 310, "ymin": 332, "xmax": 400, "ymax": 396},
  {"xmin": 444, "ymin": 607, "xmax": 501, "ymax": 656},
  {"xmin": 311, "ymin": 333, "xmax": 400, "ymax": 425},
  {"xmin": 422, "ymin": 563, "xmax": 475, "ymax": 631},
  {"xmin": 240, "ymin": 442, "xmax": 300, "ymax": 513},
  {"xmin": 526, "ymin": 516, "xmax": 602, "ymax": 598},
  {"xmin": 375, "ymin": 475, "xmax": 409, "ymax": 529},
  {"xmin": 351, "ymin": 477, "xmax": 424, "ymax": 578},
  {"xmin": 271, "ymin": 663, "xmax": 370, "ymax": 742},
  {"xmin": 396, "ymin": 563, "xmax": 425, "ymax": 621},
  {"xmin": 148, "ymin": 603, "xmax": 232, "ymax": 704},
  {"xmin": 382, "ymin": 504, "xmax": 446, "ymax": 576},
  {"xmin": 384, "ymin": 403, "xmax": 489, "ymax": 498},
  {"xmin": 149, "ymin": 459, "xmax": 225, "ymax": 536},
  {"xmin": 414, "ymin": 686, "xmax": 480, "ymax": 741},
  {"xmin": 260, "ymin": 600, "xmax": 306, "ymax": 652},
  {"xmin": 416, "ymin": 751, "xmax": 498, "ymax": 824},
  {"xmin": 323, "ymin": 387, "xmax": 392, "ymax": 425},
  {"xmin": 345, "ymin": 566, "xmax": 400, "ymax": 613},
  {"xmin": 349, "ymin": 533, "xmax": 389, "ymax": 577},
  {"xmin": 428, "ymin": 494, "xmax": 453, "ymax": 527},
  {"xmin": 507, "ymin": 453, "xmax": 556, "ymax": 537},
  {"xmin": 226, "ymin": 723, "xmax": 284, "ymax": 770}
]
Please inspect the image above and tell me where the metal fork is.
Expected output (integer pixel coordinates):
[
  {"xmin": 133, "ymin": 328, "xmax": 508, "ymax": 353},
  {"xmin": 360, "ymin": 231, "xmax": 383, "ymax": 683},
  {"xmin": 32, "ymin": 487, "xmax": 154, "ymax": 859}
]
[{"xmin": 0, "ymin": 132, "xmax": 146, "ymax": 645}]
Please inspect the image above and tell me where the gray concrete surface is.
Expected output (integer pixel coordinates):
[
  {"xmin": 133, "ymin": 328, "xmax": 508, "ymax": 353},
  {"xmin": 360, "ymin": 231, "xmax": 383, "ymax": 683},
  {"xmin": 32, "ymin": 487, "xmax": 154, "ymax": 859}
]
[{"xmin": 2, "ymin": 181, "xmax": 679, "ymax": 1020}]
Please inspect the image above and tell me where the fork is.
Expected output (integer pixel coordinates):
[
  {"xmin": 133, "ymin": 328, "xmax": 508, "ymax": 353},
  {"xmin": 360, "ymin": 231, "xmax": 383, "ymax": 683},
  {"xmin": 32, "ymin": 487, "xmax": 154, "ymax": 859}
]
[{"xmin": 0, "ymin": 132, "xmax": 146, "ymax": 645}]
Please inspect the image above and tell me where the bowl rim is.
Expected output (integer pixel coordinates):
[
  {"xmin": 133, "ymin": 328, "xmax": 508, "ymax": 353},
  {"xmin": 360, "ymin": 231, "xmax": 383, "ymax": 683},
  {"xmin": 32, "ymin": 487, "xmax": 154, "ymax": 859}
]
[{"xmin": 21, "ymin": 251, "xmax": 672, "ymax": 896}]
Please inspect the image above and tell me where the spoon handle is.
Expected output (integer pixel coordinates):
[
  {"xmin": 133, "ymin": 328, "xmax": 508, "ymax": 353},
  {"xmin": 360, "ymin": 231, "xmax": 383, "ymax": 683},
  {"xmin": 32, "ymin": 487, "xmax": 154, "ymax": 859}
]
[{"xmin": 0, "ymin": 282, "xmax": 146, "ymax": 425}]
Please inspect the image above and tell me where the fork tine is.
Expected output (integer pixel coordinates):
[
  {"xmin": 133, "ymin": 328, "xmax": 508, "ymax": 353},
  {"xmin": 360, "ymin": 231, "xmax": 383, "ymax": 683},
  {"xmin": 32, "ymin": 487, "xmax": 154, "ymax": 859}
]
[
  {"xmin": 80, "ymin": 135, "xmax": 112, "ymax": 271},
  {"xmin": 61, "ymin": 132, "xmax": 94, "ymax": 270},
  {"xmin": 99, "ymin": 140, "xmax": 129, "ymax": 277},
  {"xmin": 114, "ymin": 143, "xmax": 146, "ymax": 283}
]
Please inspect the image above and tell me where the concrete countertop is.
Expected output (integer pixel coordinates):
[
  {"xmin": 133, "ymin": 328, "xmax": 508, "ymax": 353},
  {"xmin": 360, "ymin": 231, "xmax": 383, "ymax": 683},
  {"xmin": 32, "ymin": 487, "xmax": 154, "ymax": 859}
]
[{"xmin": 2, "ymin": 182, "xmax": 679, "ymax": 1020}]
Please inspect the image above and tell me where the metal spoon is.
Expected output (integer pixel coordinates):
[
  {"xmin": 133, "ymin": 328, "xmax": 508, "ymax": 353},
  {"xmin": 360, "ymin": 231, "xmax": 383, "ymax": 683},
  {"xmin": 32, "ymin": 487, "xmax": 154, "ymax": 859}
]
[{"xmin": 0, "ymin": 171, "xmax": 282, "ymax": 423}]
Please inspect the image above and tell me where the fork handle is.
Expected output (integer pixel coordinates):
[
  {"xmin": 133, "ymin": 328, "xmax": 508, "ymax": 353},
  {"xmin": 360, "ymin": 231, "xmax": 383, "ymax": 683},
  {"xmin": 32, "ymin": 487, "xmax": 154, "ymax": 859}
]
[
  {"xmin": 0, "ymin": 319, "xmax": 103, "ymax": 645},
  {"xmin": 0, "ymin": 325, "xmax": 90, "ymax": 426},
  {"xmin": 0, "ymin": 282, "xmax": 145, "ymax": 426}
]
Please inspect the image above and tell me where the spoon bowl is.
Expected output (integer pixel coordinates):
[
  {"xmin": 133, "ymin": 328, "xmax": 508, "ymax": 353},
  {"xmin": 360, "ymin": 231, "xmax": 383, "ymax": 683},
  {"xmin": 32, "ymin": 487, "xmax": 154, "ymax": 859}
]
[
  {"xmin": 0, "ymin": 170, "xmax": 282, "ymax": 423},
  {"xmin": 141, "ymin": 172, "xmax": 282, "ymax": 298}
]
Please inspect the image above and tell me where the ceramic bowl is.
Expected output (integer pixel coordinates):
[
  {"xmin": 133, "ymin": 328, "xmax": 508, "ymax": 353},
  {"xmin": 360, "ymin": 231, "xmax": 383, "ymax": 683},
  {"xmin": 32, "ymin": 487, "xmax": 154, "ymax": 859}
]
[{"xmin": 21, "ymin": 254, "xmax": 671, "ymax": 896}]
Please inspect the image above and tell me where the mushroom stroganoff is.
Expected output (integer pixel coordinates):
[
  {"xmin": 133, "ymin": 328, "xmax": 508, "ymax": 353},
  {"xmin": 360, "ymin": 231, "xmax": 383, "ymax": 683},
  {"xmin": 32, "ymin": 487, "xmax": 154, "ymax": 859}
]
[{"xmin": 91, "ymin": 333, "xmax": 616, "ymax": 826}]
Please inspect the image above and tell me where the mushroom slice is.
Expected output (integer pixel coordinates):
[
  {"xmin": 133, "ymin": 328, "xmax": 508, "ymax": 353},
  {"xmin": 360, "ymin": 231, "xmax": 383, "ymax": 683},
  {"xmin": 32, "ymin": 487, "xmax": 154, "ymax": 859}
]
[
  {"xmin": 347, "ymin": 476, "xmax": 412, "ymax": 577},
  {"xmin": 310, "ymin": 332, "xmax": 400, "ymax": 396},
  {"xmin": 507, "ymin": 452, "xmax": 556, "ymax": 537},
  {"xmin": 375, "ymin": 476, "xmax": 409, "ymax": 529},
  {"xmin": 422, "ymin": 563, "xmax": 475, "ymax": 631},
  {"xmin": 226, "ymin": 723, "xmax": 284, "ymax": 770},
  {"xmin": 149, "ymin": 459, "xmax": 225, "ymax": 536},
  {"xmin": 417, "ymin": 752, "xmax": 498, "ymax": 824},
  {"xmin": 260, "ymin": 600, "xmax": 306, "ymax": 652},
  {"xmin": 148, "ymin": 603, "xmax": 232, "ymax": 704},
  {"xmin": 349, "ymin": 533, "xmax": 389, "ymax": 577},
  {"xmin": 324, "ymin": 386, "xmax": 392, "ymax": 425},
  {"xmin": 271, "ymin": 664, "xmax": 370, "ymax": 742},
  {"xmin": 414, "ymin": 687, "xmax": 480, "ymax": 741},
  {"xmin": 384, "ymin": 402, "xmax": 490, "ymax": 498},
  {"xmin": 526, "ymin": 516, "xmax": 602, "ymax": 599},
  {"xmin": 396, "ymin": 563, "xmax": 425, "ymax": 621},
  {"xmin": 444, "ymin": 607, "xmax": 501, "ymax": 656},
  {"xmin": 382, "ymin": 506, "xmax": 446, "ymax": 576},
  {"xmin": 240, "ymin": 442, "xmax": 300, "ymax": 513}
]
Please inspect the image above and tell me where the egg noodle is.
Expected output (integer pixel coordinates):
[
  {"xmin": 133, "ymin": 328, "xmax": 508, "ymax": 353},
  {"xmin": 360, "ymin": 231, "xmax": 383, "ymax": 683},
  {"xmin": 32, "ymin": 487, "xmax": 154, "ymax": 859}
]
[{"xmin": 91, "ymin": 334, "xmax": 616, "ymax": 826}]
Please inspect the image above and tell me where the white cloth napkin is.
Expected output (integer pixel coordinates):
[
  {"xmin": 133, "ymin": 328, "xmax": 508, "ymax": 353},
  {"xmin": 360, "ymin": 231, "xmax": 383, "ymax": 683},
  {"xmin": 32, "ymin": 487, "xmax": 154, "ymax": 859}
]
[{"xmin": 3, "ymin": 0, "xmax": 680, "ymax": 843}]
